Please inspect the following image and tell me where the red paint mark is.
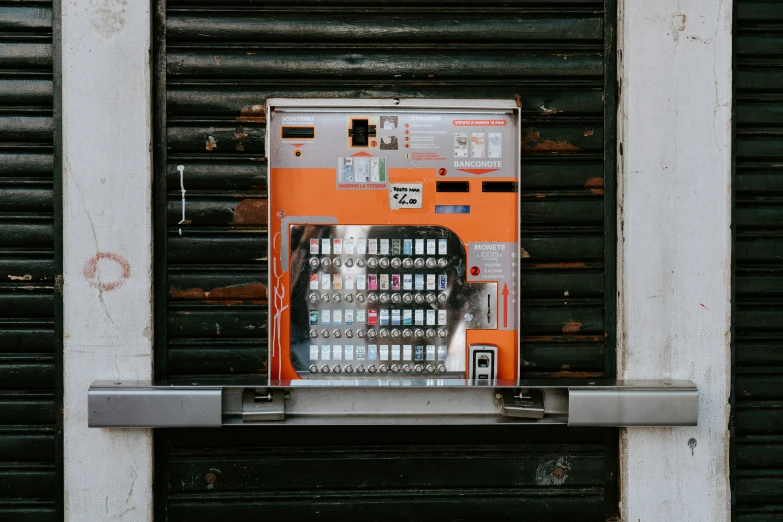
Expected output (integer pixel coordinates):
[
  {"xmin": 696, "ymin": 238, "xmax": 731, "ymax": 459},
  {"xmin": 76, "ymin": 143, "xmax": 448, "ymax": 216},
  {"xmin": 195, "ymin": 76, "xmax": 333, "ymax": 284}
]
[
  {"xmin": 502, "ymin": 283, "xmax": 509, "ymax": 328},
  {"xmin": 700, "ymin": 303, "xmax": 710, "ymax": 310},
  {"xmin": 83, "ymin": 252, "xmax": 131, "ymax": 292}
]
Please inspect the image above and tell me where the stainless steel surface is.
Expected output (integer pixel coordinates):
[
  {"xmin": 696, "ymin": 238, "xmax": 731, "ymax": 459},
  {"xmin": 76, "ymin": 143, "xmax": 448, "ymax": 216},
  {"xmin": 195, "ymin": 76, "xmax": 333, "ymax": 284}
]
[
  {"xmin": 497, "ymin": 389, "xmax": 545, "ymax": 419},
  {"xmin": 268, "ymin": 98, "xmax": 519, "ymax": 110},
  {"xmin": 88, "ymin": 386, "xmax": 222, "ymax": 428},
  {"xmin": 89, "ymin": 379, "xmax": 698, "ymax": 428},
  {"xmin": 568, "ymin": 388, "xmax": 699, "ymax": 427}
]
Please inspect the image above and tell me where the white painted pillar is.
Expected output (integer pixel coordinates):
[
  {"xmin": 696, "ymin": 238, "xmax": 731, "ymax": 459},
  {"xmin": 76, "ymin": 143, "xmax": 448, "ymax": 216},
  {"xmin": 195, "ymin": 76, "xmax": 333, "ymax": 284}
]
[
  {"xmin": 62, "ymin": 1, "xmax": 153, "ymax": 521},
  {"xmin": 618, "ymin": 1, "xmax": 732, "ymax": 521}
]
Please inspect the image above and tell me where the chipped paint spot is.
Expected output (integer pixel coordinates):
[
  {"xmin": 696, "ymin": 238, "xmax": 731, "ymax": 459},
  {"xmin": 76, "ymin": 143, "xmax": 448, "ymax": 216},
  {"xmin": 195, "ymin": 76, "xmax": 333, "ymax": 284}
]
[
  {"xmin": 205, "ymin": 136, "xmax": 217, "ymax": 151},
  {"xmin": 8, "ymin": 274, "xmax": 32, "ymax": 281},
  {"xmin": 237, "ymin": 105, "xmax": 266, "ymax": 123},
  {"xmin": 233, "ymin": 199, "xmax": 268, "ymax": 226},
  {"xmin": 521, "ymin": 248, "xmax": 531, "ymax": 258},
  {"xmin": 170, "ymin": 283, "xmax": 267, "ymax": 301},
  {"xmin": 522, "ymin": 130, "xmax": 581, "ymax": 153},
  {"xmin": 539, "ymin": 104, "xmax": 562, "ymax": 116},
  {"xmin": 688, "ymin": 437, "xmax": 697, "ymax": 456},
  {"xmin": 584, "ymin": 178, "xmax": 604, "ymax": 189},
  {"xmin": 584, "ymin": 129, "xmax": 594, "ymax": 137},
  {"xmin": 562, "ymin": 320, "xmax": 582, "ymax": 333},
  {"xmin": 234, "ymin": 128, "xmax": 247, "ymax": 140}
]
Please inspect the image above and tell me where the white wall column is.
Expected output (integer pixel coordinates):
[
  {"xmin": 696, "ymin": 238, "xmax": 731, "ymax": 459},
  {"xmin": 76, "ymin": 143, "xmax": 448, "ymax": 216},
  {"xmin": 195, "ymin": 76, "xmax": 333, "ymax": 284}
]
[
  {"xmin": 62, "ymin": 1, "xmax": 153, "ymax": 520},
  {"xmin": 619, "ymin": 1, "xmax": 732, "ymax": 521}
]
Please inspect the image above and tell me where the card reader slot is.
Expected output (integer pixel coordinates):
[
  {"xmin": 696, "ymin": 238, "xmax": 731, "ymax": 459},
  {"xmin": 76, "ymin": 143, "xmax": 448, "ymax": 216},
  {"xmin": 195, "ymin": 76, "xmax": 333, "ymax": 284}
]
[
  {"xmin": 482, "ymin": 181, "xmax": 517, "ymax": 193},
  {"xmin": 282, "ymin": 126, "xmax": 315, "ymax": 139},
  {"xmin": 436, "ymin": 181, "xmax": 470, "ymax": 193}
]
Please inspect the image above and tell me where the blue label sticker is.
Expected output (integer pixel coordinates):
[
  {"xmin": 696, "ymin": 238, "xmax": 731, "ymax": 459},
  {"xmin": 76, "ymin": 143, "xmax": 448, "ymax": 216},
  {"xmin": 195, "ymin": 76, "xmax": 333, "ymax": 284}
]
[{"xmin": 435, "ymin": 205, "xmax": 470, "ymax": 214}]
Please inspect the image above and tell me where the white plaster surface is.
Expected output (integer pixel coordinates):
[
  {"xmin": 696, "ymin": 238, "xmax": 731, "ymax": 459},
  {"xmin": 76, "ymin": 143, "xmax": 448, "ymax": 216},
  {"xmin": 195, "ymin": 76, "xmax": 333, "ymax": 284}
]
[
  {"xmin": 618, "ymin": 0, "xmax": 732, "ymax": 521},
  {"xmin": 62, "ymin": 0, "xmax": 153, "ymax": 520}
]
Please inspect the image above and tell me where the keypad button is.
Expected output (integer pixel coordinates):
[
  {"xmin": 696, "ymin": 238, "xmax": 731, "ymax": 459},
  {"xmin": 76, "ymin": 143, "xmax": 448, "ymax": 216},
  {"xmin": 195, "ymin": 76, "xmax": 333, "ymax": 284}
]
[
  {"xmin": 391, "ymin": 364, "xmax": 401, "ymax": 374},
  {"xmin": 367, "ymin": 329, "xmax": 378, "ymax": 339},
  {"xmin": 321, "ymin": 365, "xmax": 331, "ymax": 374},
  {"xmin": 379, "ymin": 258, "xmax": 390, "ymax": 269},
  {"xmin": 345, "ymin": 258, "xmax": 354, "ymax": 267},
  {"xmin": 320, "ymin": 258, "xmax": 331, "ymax": 268},
  {"xmin": 414, "ymin": 293, "xmax": 425, "ymax": 304},
  {"xmin": 357, "ymin": 293, "xmax": 366, "ymax": 303},
  {"xmin": 345, "ymin": 293, "xmax": 354, "ymax": 303},
  {"xmin": 426, "ymin": 328, "xmax": 436, "ymax": 339},
  {"xmin": 332, "ymin": 293, "xmax": 342, "ymax": 303},
  {"xmin": 320, "ymin": 293, "xmax": 330, "ymax": 303},
  {"xmin": 391, "ymin": 293, "xmax": 402, "ymax": 304},
  {"xmin": 403, "ymin": 365, "xmax": 412, "ymax": 374},
  {"xmin": 402, "ymin": 329, "xmax": 413, "ymax": 339},
  {"xmin": 333, "ymin": 365, "xmax": 342, "ymax": 374},
  {"xmin": 369, "ymin": 365, "xmax": 378, "ymax": 374},
  {"xmin": 309, "ymin": 293, "xmax": 319, "ymax": 304},
  {"xmin": 356, "ymin": 365, "xmax": 366, "ymax": 374},
  {"xmin": 438, "ymin": 328, "xmax": 447, "ymax": 338},
  {"xmin": 368, "ymin": 293, "xmax": 378, "ymax": 303},
  {"xmin": 320, "ymin": 329, "xmax": 330, "ymax": 338},
  {"xmin": 379, "ymin": 293, "xmax": 390, "ymax": 304},
  {"xmin": 437, "ymin": 364, "xmax": 447, "ymax": 374},
  {"xmin": 333, "ymin": 258, "xmax": 343, "ymax": 267},
  {"xmin": 414, "ymin": 364, "xmax": 424, "ymax": 373},
  {"xmin": 345, "ymin": 329, "xmax": 354, "ymax": 338},
  {"xmin": 378, "ymin": 365, "xmax": 388, "ymax": 374},
  {"xmin": 403, "ymin": 293, "xmax": 413, "ymax": 304},
  {"xmin": 357, "ymin": 258, "xmax": 367, "ymax": 268},
  {"xmin": 414, "ymin": 258, "xmax": 425, "ymax": 268},
  {"xmin": 391, "ymin": 328, "xmax": 401, "ymax": 339},
  {"xmin": 379, "ymin": 329, "xmax": 390, "ymax": 338},
  {"xmin": 414, "ymin": 328, "xmax": 425, "ymax": 338},
  {"xmin": 309, "ymin": 329, "xmax": 318, "ymax": 339},
  {"xmin": 426, "ymin": 293, "xmax": 436, "ymax": 304},
  {"xmin": 344, "ymin": 365, "xmax": 354, "ymax": 374},
  {"xmin": 309, "ymin": 258, "xmax": 320, "ymax": 269},
  {"xmin": 391, "ymin": 257, "xmax": 402, "ymax": 269},
  {"xmin": 426, "ymin": 364, "xmax": 436, "ymax": 374},
  {"xmin": 402, "ymin": 258, "xmax": 413, "ymax": 268},
  {"xmin": 425, "ymin": 258, "xmax": 437, "ymax": 268},
  {"xmin": 357, "ymin": 329, "xmax": 366, "ymax": 338},
  {"xmin": 367, "ymin": 258, "xmax": 378, "ymax": 269},
  {"xmin": 438, "ymin": 293, "xmax": 448, "ymax": 304},
  {"xmin": 309, "ymin": 365, "xmax": 319, "ymax": 374},
  {"xmin": 438, "ymin": 258, "xmax": 448, "ymax": 268},
  {"xmin": 333, "ymin": 329, "xmax": 342, "ymax": 338}
]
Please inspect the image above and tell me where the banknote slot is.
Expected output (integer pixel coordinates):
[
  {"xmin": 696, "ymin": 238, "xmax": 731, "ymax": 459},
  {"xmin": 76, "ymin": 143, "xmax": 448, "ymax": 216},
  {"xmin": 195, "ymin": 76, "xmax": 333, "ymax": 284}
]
[
  {"xmin": 482, "ymin": 181, "xmax": 517, "ymax": 193},
  {"xmin": 436, "ymin": 181, "xmax": 470, "ymax": 193}
]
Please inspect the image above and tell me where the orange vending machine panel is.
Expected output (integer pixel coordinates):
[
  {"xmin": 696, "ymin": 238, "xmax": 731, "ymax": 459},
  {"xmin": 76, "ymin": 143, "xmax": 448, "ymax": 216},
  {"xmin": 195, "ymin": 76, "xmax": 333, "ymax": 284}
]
[{"xmin": 267, "ymin": 99, "xmax": 521, "ymax": 382}]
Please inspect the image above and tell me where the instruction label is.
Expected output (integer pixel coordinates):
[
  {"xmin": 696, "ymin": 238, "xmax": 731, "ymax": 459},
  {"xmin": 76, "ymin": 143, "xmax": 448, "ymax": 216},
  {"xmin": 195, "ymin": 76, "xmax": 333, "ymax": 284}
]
[{"xmin": 467, "ymin": 242, "xmax": 518, "ymax": 330}]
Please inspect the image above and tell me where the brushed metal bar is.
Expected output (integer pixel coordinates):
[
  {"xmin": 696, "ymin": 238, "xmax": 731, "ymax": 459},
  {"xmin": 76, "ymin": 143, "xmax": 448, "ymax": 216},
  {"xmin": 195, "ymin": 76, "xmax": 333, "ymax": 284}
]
[
  {"xmin": 568, "ymin": 388, "xmax": 699, "ymax": 427},
  {"xmin": 88, "ymin": 387, "xmax": 222, "ymax": 428}
]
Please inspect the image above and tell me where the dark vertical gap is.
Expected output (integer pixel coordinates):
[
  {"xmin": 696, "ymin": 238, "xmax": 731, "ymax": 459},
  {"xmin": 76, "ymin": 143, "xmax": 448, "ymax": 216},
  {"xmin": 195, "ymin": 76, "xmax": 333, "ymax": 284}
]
[
  {"xmin": 153, "ymin": 0, "xmax": 169, "ymax": 520},
  {"xmin": 729, "ymin": 0, "xmax": 738, "ymax": 519},
  {"xmin": 53, "ymin": 0, "xmax": 64, "ymax": 519},
  {"xmin": 603, "ymin": 0, "xmax": 620, "ymax": 517}
]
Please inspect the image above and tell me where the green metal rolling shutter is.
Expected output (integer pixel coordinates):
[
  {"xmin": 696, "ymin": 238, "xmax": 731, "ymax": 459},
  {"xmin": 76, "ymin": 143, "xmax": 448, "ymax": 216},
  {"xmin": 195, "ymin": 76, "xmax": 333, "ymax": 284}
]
[
  {"xmin": 0, "ymin": 1, "xmax": 61, "ymax": 521},
  {"xmin": 155, "ymin": 1, "xmax": 618, "ymax": 520},
  {"xmin": 733, "ymin": 1, "xmax": 783, "ymax": 520}
]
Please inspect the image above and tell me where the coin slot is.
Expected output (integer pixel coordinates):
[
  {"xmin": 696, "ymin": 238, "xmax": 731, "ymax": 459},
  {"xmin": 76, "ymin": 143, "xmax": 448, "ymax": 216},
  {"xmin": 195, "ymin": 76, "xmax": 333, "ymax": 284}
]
[
  {"xmin": 482, "ymin": 181, "xmax": 517, "ymax": 193},
  {"xmin": 436, "ymin": 181, "xmax": 470, "ymax": 193}
]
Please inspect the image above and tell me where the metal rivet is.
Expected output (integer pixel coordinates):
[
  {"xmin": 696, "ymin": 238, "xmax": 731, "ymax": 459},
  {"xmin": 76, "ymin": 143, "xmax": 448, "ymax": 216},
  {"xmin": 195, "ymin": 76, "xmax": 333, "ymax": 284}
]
[{"xmin": 205, "ymin": 472, "xmax": 217, "ymax": 484}]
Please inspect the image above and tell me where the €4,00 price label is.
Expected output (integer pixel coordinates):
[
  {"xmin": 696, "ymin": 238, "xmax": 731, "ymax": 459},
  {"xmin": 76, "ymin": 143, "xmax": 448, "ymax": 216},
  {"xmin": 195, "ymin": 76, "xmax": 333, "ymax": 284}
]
[{"xmin": 389, "ymin": 183, "xmax": 423, "ymax": 209}]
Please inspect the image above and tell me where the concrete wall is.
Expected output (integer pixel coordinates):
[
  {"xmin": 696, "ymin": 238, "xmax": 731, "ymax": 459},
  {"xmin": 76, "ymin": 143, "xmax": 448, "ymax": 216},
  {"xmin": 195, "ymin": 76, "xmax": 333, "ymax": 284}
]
[
  {"xmin": 61, "ymin": 1, "xmax": 153, "ymax": 520},
  {"xmin": 618, "ymin": 0, "xmax": 733, "ymax": 520}
]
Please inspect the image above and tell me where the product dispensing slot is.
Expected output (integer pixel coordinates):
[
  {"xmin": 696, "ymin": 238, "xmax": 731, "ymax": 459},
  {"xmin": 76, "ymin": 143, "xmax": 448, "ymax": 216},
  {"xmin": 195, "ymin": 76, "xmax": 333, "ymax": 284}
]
[
  {"xmin": 436, "ymin": 181, "xmax": 470, "ymax": 192},
  {"xmin": 482, "ymin": 181, "xmax": 517, "ymax": 193},
  {"xmin": 282, "ymin": 126, "xmax": 315, "ymax": 139}
]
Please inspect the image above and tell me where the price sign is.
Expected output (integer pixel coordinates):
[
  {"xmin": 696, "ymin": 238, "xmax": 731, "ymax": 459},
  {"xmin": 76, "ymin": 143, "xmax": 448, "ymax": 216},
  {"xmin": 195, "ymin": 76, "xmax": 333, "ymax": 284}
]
[{"xmin": 389, "ymin": 183, "xmax": 423, "ymax": 209}]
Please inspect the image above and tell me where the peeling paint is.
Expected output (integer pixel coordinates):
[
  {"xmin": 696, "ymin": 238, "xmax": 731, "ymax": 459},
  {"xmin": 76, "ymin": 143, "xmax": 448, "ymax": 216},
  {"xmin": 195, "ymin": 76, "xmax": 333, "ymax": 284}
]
[
  {"xmin": 584, "ymin": 129, "xmax": 594, "ymax": 137},
  {"xmin": 562, "ymin": 320, "xmax": 582, "ymax": 333},
  {"xmin": 539, "ymin": 104, "xmax": 562, "ymax": 116},
  {"xmin": 522, "ymin": 130, "xmax": 581, "ymax": 153},
  {"xmin": 8, "ymin": 274, "xmax": 33, "ymax": 281},
  {"xmin": 521, "ymin": 248, "xmax": 531, "ymax": 258},
  {"xmin": 169, "ymin": 283, "xmax": 267, "ymax": 300},
  {"xmin": 535, "ymin": 456, "xmax": 571, "ymax": 486},
  {"xmin": 233, "ymin": 199, "xmax": 268, "ymax": 226},
  {"xmin": 236, "ymin": 105, "xmax": 266, "ymax": 123},
  {"xmin": 205, "ymin": 135, "xmax": 217, "ymax": 151}
]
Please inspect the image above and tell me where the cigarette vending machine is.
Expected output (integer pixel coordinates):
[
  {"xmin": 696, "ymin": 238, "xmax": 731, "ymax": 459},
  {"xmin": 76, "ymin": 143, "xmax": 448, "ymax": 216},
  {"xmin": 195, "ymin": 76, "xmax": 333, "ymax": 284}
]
[{"xmin": 267, "ymin": 99, "xmax": 521, "ymax": 382}]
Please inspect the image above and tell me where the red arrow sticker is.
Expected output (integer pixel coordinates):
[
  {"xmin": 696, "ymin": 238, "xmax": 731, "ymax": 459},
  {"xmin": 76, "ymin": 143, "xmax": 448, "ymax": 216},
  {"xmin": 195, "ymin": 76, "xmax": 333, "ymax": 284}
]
[{"xmin": 502, "ymin": 283, "xmax": 509, "ymax": 328}]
